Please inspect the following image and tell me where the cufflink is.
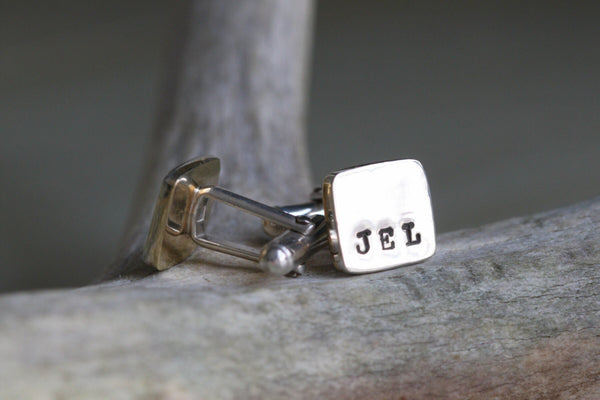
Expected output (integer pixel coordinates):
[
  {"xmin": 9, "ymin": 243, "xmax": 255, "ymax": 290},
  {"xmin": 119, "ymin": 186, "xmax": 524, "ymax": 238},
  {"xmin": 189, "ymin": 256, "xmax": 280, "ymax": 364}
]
[
  {"xmin": 143, "ymin": 157, "xmax": 435, "ymax": 276},
  {"xmin": 322, "ymin": 159, "xmax": 435, "ymax": 273}
]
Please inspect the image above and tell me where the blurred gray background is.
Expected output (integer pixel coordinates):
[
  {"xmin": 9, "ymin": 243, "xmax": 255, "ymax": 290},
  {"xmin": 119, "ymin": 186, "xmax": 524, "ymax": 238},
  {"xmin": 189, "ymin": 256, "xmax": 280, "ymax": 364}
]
[{"xmin": 1, "ymin": 1, "xmax": 599, "ymax": 293}]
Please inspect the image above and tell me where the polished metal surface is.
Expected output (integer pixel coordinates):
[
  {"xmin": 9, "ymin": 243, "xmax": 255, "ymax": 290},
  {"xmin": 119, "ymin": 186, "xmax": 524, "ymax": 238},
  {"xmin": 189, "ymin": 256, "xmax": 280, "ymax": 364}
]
[
  {"xmin": 189, "ymin": 186, "xmax": 316, "ymax": 264},
  {"xmin": 143, "ymin": 158, "xmax": 221, "ymax": 271},
  {"xmin": 143, "ymin": 157, "xmax": 317, "ymax": 273},
  {"xmin": 259, "ymin": 214, "xmax": 328, "ymax": 275},
  {"xmin": 262, "ymin": 201, "xmax": 324, "ymax": 237},
  {"xmin": 323, "ymin": 159, "xmax": 435, "ymax": 274}
]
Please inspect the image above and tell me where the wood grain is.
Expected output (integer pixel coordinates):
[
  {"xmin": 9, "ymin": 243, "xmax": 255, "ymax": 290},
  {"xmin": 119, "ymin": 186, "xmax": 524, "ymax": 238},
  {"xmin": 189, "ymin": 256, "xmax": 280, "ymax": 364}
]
[{"xmin": 1, "ymin": 198, "xmax": 599, "ymax": 399}]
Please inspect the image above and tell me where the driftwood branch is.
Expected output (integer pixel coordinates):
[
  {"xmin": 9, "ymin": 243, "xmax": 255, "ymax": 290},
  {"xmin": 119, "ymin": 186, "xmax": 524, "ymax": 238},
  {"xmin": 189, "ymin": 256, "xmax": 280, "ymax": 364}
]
[
  {"xmin": 1, "ymin": 199, "xmax": 599, "ymax": 398},
  {"xmin": 106, "ymin": 0, "xmax": 315, "ymax": 279}
]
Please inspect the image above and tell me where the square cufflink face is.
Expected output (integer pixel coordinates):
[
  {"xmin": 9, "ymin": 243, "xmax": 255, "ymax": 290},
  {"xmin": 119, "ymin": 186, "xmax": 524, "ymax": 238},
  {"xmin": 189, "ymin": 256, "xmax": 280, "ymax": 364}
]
[{"xmin": 323, "ymin": 159, "xmax": 435, "ymax": 274}]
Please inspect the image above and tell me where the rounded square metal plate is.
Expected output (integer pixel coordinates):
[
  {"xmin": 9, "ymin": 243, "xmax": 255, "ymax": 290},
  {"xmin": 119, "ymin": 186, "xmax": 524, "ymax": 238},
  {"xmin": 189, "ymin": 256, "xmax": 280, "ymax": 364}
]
[{"xmin": 323, "ymin": 159, "xmax": 435, "ymax": 274}]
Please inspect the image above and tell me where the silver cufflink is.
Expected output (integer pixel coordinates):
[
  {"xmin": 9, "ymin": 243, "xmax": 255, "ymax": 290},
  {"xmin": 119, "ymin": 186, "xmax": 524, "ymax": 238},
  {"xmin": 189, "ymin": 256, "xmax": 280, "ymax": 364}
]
[
  {"xmin": 143, "ymin": 157, "xmax": 435, "ymax": 276},
  {"xmin": 321, "ymin": 159, "xmax": 435, "ymax": 273}
]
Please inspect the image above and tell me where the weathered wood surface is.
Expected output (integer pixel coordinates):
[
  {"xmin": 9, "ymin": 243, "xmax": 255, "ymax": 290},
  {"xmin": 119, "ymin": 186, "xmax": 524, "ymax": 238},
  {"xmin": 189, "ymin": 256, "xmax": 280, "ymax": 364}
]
[{"xmin": 1, "ymin": 198, "xmax": 599, "ymax": 399}]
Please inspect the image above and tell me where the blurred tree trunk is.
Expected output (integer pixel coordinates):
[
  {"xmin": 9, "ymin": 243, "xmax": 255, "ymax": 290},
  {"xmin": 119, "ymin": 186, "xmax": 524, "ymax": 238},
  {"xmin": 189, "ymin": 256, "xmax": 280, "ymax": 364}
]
[{"xmin": 104, "ymin": 0, "xmax": 314, "ymax": 279}]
